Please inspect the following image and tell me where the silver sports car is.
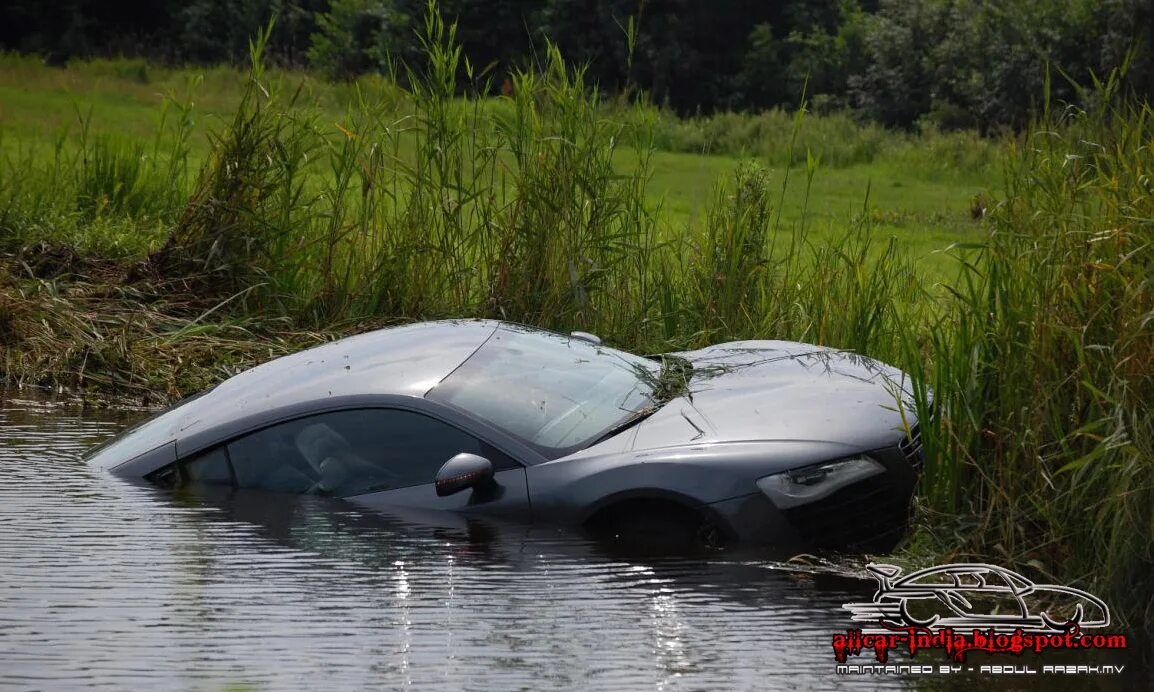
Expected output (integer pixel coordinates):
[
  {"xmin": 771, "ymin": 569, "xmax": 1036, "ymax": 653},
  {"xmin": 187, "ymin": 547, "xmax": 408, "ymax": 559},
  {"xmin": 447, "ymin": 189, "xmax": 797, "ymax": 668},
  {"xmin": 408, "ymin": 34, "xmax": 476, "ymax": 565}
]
[{"xmin": 85, "ymin": 319, "xmax": 924, "ymax": 552}]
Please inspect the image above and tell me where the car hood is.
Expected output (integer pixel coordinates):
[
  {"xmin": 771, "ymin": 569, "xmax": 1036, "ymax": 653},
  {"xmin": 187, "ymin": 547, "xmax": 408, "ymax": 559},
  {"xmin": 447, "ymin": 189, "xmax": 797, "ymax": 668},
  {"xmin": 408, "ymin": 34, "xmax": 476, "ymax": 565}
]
[{"xmin": 622, "ymin": 340, "xmax": 916, "ymax": 453}]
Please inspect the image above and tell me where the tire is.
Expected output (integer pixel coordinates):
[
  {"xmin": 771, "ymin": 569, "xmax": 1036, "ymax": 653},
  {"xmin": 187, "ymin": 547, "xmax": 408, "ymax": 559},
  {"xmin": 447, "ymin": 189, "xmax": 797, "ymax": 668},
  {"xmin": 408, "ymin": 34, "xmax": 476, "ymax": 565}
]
[{"xmin": 587, "ymin": 500, "xmax": 723, "ymax": 555}]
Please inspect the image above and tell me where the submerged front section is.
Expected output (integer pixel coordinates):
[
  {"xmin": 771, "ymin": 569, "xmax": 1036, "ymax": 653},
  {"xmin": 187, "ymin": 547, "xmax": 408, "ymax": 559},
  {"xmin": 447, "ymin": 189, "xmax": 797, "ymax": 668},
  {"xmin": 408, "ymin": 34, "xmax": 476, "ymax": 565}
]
[
  {"xmin": 598, "ymin": 339, "xmax": 923, "ymax": 552},
  {"xmin": 696, "ymin": 340, "xmax": 921, "ymax": 552},
  {"xmin": 769, "ymin": 444, "xmax": 919, "ymax": 553}
]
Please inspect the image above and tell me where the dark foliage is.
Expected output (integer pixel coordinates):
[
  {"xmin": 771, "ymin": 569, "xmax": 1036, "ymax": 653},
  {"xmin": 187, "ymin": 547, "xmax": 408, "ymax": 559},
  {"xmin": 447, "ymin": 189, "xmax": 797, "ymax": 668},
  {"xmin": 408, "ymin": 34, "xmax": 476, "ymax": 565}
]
[{"xmin": 2, "ymin": 0, "xmax": 1152, "ymax": 130}]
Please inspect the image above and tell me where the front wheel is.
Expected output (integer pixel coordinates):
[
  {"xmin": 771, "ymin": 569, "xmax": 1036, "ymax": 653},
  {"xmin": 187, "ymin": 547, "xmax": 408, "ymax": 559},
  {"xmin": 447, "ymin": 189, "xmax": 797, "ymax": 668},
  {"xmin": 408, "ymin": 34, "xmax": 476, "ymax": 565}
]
[{"xmin": 587, "ymin": 502, "xmax": 725, "ymax": 555}]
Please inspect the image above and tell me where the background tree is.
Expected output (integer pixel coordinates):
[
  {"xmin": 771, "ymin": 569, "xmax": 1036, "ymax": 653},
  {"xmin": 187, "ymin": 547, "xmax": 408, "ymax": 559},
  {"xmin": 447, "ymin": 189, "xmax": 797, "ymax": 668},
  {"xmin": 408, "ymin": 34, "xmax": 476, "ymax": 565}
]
[
  {"xmin": 781, "ymin": 0, "xmax": 868, "ymax": 111},
  {"xmin": 308, "ymin": 0, "xmax": 394, "ymax": 78},
  {"xmin": 1, "ymin": 0, "xmax": 1152, "ymax": 130},
  {"xmin": 850, "ymin": 0, "xmax": 1154, "ymax": 131}
]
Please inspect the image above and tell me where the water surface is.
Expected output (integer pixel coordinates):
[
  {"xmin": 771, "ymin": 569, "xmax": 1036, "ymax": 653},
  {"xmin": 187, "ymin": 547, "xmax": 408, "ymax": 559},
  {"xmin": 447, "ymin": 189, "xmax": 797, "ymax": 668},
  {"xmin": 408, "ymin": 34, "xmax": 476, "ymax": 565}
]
[{"xmin": 0, "ymin": 390, "xmax": 1139, "ymax": 690}]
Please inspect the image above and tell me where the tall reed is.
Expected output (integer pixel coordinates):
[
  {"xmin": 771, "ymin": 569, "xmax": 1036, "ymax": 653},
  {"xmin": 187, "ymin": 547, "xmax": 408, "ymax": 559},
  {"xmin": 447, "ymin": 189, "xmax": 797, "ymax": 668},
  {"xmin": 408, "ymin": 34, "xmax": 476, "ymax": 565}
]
[{"xmin": 905, "ymin": 68, "xmax": 1153, "ymax": 636}]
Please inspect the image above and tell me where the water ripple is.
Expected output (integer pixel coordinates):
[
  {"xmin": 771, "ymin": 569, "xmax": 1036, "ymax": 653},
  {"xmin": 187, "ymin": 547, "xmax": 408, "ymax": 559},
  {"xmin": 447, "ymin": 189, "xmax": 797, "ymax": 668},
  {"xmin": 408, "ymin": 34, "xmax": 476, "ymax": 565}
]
[{"xmin": 2, "ymin": 390, "xmax": 1135, "ymax": 691}]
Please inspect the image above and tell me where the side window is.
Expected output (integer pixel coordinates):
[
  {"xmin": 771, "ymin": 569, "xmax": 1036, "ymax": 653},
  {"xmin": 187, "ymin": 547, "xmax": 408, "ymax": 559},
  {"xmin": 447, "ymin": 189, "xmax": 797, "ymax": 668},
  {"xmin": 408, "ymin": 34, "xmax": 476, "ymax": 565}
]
[
  {"xmin": 147, "ymin": 447, "xmax": 231, "ymax": 489},
  {"xmin": 183, "ymin": 447, "xmax": 232, "ymax": 485},
  {"xmin": 226, "ymin": 408, "xmax": 519, "ymax": 497}
]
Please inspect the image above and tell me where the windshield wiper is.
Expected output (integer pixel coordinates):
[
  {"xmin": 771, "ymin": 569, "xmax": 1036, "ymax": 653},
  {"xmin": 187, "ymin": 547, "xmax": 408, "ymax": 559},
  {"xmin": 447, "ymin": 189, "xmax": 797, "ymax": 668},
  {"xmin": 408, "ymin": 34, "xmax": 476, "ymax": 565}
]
[
  {"xmin": 589, "ymin": 404, "xmax": 659, "ymax": 447},
  {"xmin": 590, "ymin": 355, "xmax": 694, "ymax": 446}
]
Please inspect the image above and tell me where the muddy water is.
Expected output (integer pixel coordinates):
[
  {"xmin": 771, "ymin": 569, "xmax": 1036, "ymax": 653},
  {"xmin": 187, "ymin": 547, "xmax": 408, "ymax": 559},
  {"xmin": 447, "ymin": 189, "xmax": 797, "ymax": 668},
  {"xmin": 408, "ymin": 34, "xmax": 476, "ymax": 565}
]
[{"xmin": 0, "ymin": 391, "xmax": 1140, "ymax": 690}]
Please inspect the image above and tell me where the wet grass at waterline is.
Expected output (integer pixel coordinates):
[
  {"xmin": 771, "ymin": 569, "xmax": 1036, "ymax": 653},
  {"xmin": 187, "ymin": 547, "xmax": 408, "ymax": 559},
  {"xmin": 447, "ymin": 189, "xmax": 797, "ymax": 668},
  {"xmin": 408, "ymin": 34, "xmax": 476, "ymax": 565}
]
[
  {"xmin": 1, "ymin": 11, "xmax": 1151, "ymax": 649},
  {"xmin": 0, "ymin": 248, "xmax": 329, "ymax": 402},
  {"xmin": 904, "ymin": 81, "xmax": 1154, "ymax": 638}
]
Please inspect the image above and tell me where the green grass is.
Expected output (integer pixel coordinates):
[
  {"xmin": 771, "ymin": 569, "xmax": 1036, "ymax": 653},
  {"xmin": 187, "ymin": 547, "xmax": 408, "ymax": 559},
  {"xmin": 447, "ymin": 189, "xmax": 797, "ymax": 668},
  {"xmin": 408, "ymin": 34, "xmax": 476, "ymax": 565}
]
[
  {"xmin": 642, "ymin": 150, "xmax": 991, "ymax": 281},
  {"xmin": 0, "ymin": 52, "xmax": 997, "ymax": 287}
]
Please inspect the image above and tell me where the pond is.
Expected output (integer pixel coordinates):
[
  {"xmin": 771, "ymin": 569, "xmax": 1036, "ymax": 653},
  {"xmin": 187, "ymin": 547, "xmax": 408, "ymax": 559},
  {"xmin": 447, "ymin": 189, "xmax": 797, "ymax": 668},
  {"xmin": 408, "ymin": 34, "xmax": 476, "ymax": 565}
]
[{"xmin": 0, "ymin": 390, "xmax": 1140, "ymax": 690}]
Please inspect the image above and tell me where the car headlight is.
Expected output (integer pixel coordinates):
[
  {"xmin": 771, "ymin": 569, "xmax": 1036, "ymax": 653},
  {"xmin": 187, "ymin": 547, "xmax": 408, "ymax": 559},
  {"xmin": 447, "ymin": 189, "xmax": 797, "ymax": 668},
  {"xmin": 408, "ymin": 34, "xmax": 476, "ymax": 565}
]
[{"xmin": 756, "ymin": 455, "xmax": 886, "ymax": 509}]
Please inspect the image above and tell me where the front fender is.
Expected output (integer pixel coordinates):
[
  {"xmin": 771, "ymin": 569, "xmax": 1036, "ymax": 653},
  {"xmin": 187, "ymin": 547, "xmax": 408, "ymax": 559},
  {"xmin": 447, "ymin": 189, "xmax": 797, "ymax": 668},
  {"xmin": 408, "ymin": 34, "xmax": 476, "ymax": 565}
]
[{"xmin": 525, "ymin": 456, "xmax": 753, "ymax": 525}]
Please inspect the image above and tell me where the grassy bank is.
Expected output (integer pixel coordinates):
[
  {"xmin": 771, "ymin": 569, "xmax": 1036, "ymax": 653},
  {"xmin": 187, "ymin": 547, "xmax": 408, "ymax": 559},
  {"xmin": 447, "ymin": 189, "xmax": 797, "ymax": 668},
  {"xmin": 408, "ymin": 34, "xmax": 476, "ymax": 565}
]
[
  {"xmin": 0, "ymin": 46, "xmax": 996, "ymax": 282},
  {"xmin": 1, "ymin": 12, "xmax": 1150, "ymax": 646}
]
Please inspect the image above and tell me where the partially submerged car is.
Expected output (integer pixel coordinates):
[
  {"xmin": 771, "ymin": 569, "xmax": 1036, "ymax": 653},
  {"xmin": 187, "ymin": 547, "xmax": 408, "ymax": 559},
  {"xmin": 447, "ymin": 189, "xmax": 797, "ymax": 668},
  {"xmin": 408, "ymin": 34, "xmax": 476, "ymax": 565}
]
[{"xmin": 85, "ymin": 320, "xmax": 924, "ymax": 552}]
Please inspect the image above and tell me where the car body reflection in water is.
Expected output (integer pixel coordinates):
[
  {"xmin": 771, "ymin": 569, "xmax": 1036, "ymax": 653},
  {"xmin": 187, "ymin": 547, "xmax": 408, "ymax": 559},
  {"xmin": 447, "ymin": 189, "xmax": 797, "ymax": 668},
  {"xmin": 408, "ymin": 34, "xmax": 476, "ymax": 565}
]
[
  {"xmin": 0, "ymin": 391, "xmax": 1141, "ymax": 690},
  {"xmin": 174, "ymin": 484, "xmax": 881, "ymax": 687}
]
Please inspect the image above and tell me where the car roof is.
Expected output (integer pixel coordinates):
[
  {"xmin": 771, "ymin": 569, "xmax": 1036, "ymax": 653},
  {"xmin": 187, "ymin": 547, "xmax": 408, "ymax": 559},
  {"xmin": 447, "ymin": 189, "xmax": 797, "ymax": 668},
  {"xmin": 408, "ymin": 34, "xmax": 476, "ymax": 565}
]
[
  {"xmin": 86, "ymin": 319, "xmax": 501, "ymax": 470},
  {"xmin": 209, "ymin": 318, "xmax": 500, "ymax": 402}
]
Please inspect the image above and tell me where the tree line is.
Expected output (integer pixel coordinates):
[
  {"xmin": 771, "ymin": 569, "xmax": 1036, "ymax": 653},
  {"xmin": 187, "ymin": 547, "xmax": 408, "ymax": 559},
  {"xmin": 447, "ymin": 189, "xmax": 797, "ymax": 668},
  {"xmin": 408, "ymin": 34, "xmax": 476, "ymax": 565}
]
[{"xmin": 3, "ymin": 0, "xmax": 1152, "ymax": 131}]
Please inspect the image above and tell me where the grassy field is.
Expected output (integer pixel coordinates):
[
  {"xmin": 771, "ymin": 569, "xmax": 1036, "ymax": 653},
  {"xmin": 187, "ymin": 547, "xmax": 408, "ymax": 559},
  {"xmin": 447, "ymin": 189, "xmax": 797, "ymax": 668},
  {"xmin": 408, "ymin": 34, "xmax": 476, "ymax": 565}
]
[
  {"xmin": 0, "ymin": 13, "xmax": 1149, "ymax": 650},
  {"xmin": 646, "ymin": 150, "xmax": 990, "ymax": 279},
  {"xmin": 0, "ymin": 52, "xmax": 996, "ymax": 282}
]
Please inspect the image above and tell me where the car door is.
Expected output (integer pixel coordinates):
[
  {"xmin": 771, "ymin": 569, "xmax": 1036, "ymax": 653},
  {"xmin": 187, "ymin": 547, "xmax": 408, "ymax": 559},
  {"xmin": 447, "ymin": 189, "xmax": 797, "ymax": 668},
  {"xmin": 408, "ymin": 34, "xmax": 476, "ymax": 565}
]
[
  {"xmin": 174, "ymin": 407, "xmax": 532, "ymax": 520},
  {"xmin": 331, "ymin": 409, "xmax": 531, "ymax": 519}
]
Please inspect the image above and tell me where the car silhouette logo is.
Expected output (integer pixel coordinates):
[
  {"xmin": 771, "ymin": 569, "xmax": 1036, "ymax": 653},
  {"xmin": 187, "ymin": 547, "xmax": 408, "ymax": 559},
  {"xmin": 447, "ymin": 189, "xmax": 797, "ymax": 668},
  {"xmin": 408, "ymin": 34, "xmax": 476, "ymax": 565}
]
[{"xmin": 844, "ymin": 563, "xmax": 1110, "ymax": 633}]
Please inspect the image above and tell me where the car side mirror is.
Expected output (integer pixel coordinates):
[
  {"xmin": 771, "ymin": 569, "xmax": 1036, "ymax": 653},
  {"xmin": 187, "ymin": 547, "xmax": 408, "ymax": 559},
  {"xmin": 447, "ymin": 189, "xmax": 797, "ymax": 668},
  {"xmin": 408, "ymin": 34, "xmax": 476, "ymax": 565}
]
[{"xmin": 435, "ymin": 453, "xmax": 494, "ymax": 497}]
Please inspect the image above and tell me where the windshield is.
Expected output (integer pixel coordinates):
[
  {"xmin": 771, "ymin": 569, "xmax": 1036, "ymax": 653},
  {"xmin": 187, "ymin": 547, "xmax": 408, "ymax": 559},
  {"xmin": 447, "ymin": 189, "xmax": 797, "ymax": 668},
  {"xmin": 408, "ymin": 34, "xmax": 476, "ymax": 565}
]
[{"xmin": 427, "ymin": 327, "xmax": 673, "ymax": 456}]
